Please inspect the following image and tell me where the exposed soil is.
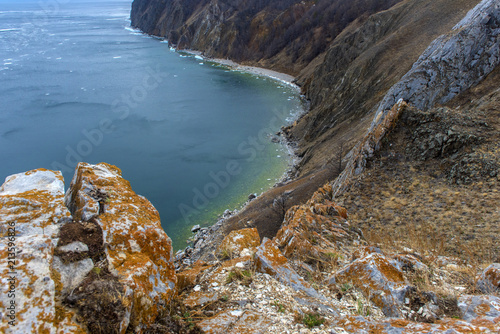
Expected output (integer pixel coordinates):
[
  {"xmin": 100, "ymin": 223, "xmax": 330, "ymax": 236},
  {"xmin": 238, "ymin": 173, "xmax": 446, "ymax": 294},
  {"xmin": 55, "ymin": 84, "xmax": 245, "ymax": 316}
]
[
  {"xmin": 56, "ymin": 218, "xmax": 105, "ymax": 263},
  {"xmin": 223, "ymin": 168, "xmax": 336, "ymax": 239},
  {"xmin": 65, "ymin": 270, "xmax": 126, "ymax": 334}
]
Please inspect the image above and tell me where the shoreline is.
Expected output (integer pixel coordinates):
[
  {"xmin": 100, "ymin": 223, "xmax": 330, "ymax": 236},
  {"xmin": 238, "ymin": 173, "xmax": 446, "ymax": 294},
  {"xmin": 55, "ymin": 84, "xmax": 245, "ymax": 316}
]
[
  {"xmin": 137, "ymin": 33, "xmax": 308, "ymax": 254},
  {"xmin": 179, "ymin": 49, "xmax": 299, "ymax": 90},
  {"xmin": 168, "ymin": 48, "xmax": 307, "ymax": 261}
]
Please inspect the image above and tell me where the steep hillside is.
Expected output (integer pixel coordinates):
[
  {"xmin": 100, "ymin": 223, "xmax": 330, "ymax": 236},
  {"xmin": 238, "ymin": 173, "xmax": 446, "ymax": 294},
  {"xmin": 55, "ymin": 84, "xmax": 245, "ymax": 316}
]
[
  {"xmin": 131, "ymin": 0, "xmax": 499, "ymax": 263},
  {"xmin": 2, "ymin": 0, "xmax": 499, "ymax": 333},
  {"xmin": 131, "ymin": 0, "xmax": 402, "ymax": 74},
  {"xmin": 290, "ymin": 0, "xmax": 481, "ymax": 176}
]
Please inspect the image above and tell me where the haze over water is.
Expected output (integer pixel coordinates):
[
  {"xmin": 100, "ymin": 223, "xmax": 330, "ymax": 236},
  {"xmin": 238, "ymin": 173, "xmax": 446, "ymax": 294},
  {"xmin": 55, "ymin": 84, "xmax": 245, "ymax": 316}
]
[{"xmin": 0, "ymin": 0, "xmax": 304, "ymax": 250}]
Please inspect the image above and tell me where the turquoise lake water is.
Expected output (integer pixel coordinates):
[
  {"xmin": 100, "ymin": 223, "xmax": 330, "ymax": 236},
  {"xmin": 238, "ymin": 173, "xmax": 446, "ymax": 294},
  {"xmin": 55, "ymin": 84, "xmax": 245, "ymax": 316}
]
[{"xmin": 0, "ymin": 0, "xmax": 304, "ymax": 250}]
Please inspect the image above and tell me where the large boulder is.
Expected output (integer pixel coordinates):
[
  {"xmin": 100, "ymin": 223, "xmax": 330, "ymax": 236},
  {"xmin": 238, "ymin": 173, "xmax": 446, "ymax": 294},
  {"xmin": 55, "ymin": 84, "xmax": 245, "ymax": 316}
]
[
  {"xmin": 330, "ymin": 252, "xmax": 411, "ymax": 317},
  {"xmin": 254, "ymin": 238, "xmax": 324, "ymax": 300},
  {"xmin": 218, "ymin": 227, "xmax": 260, "ymax": 258},
  {"xmin": 0, "ymin": 169, "xmax": 83, "ymax": 333},
  {"xmin": 64, "ymin": 162, "xmax": 177, "ymax": 333}
]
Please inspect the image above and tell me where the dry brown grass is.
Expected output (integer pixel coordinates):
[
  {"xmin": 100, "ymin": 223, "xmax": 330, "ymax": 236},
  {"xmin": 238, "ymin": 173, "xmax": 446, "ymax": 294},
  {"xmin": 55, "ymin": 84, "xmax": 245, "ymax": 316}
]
[{"xmin": 336, "ymin": 70, "xmax": 500, "ymax": 284}]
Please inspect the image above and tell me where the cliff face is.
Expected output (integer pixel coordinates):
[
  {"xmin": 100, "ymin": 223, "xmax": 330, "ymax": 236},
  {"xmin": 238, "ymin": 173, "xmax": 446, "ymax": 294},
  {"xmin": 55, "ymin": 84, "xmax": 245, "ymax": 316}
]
[
  {"xmin": 4, "ymin": 0, "xmax": 498, "ymax": 332},
  {"xmin": 131, "ymin": 0, "xmax": 402, "ymax": 75},
  {"xmin": 0, "ymin": 163, "xmax": 176, "ymax": 334}
]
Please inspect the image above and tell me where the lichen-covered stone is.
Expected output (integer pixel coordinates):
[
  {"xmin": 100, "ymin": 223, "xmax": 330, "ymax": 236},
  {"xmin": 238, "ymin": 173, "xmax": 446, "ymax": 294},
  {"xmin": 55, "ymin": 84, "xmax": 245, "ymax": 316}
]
[
  {"xmin": 393, "ymin": 253, "xmax": 428, "ymax": 273},
  {"xmin": 477, "ymin": 263, "xmax": 500, "ymax": 294},
  {"xmin": 0, "ymin": 169, "xmax": 83, "ymax": 334},
  {"xmin": 331, "ymin": 314, "xmax": 500, "ymax": 333},
  {"xmin": 274, "ymin": 185, "xmax": 361, "ymax": 266},
  {"xmin": 459, "ymin": 295, "xmax": 500, "ymax": 325},
  {"xmin": 254, "ymin": 238, "xmax": 324, "ymax": 300},
  {"xmin": 184, "ymin": 290, "xmax": 219, "ymax": 308},
  {"xmin": 351, "ymin": 246, "xmax": 383, "ymax": 261},
  {"xmin": 330, "ymin": 252, "xmax": 410, "ymax": 317},
  {"xmin": 218, "ymin": 228, "xmax": 260, "ymax": 258},
  {"xmin": 176, "ymin": 260, "xmax": 212, "ymax": 291},
  {"xmin": 64, "ymin": 162, "xmax": 176, "ymax": 332}
]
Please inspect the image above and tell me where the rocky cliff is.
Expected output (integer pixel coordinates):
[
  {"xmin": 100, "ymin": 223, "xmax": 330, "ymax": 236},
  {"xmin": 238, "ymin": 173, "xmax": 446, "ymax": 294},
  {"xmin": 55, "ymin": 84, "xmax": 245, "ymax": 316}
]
[
  {"xmin": 130, "ymin": 0, "xmax": 494, "ymax": 245},
  {"xmin": 131, "ymin": 0, "xmax": 403, "ymax": 74},
  {"xmin": 0, "ymin": 163, "xmax": 176, "ymax": 334}
]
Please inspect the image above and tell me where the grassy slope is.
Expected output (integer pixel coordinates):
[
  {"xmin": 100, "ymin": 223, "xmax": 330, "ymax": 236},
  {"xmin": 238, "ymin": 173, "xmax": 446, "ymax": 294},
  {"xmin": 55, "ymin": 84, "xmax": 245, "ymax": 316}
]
[{"xmin": 337, "ymin": 66, "xmax": 500, "ymax": 264}]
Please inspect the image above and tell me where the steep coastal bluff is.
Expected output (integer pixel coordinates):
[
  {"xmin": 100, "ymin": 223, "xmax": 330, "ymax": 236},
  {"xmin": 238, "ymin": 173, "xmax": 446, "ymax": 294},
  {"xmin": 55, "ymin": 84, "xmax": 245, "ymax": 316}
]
[
  {"xmin": 130, "ymin": 0, "xmax": 493, "ymax": 246},
  {"xmin": 1, "ymin": 0, "xmax": 499, "ymax": 333}
]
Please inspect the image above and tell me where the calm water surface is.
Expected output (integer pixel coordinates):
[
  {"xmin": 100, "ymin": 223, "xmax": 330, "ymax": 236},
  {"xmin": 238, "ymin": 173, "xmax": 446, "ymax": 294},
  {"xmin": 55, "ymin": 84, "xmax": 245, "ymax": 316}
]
[{"xmin": 0, "ymin": 0, "xmax": 304, "ymax": 250}]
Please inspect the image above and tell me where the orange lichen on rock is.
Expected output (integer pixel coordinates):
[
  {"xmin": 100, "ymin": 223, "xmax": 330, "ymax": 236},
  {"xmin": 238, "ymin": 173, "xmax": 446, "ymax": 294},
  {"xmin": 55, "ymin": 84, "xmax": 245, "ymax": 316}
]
[
  {"xmin": 274, "ymin": 185, "xmax": 361, "ymax": 265},
  {"xmin": 331, "ymin": 314, "xmax": 499, "ymax": 333},
  {"xmin": 477, "ymin": 263, "xmax": 500, "ymax": 294},
  {"xmin": 184, "ymin": 290, "xmax": 219, "ymax": 309},
  {"xmin": 64, "ymin": 162, "xmax": 177, "ymax": 333},
  {"xmin": 197, "ymin": 310, "xmax": 272, "ymax": 334},
  {"xmin": 332, "ymin": 252, "xmax": 409, "ymax": 317},
  {"xmin": 254, "ymin": 238, "xmax": 324, "ymax": 300},
  {"xmin": 218, "ymin": 227, "xmax": 260, "ymax": 257},
  {"xmin": 0, "ymin": 169, "xmax": 84, "ymax": 334},
  {"xmin": 176, "ymin": 260, "xmax": 213, "ymax": 291}
]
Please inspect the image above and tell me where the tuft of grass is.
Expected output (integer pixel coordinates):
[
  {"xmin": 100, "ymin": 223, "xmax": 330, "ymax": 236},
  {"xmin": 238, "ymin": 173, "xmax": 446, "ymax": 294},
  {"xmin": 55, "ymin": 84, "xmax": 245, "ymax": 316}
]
[
  {"xmin": 341, "ymin": 282, "xmax": 353, "ymax": 292},
  {"xmin": 272, "ymin": 300, "xmax": 286, "ymax": 313},
  {"xmin": 356, "ymin": 299, "xmax": 371, "ymax": 316},
  {"xmin": 302, "ymin": 312, "xmax": 325, "ymax": 329},
  {"xmin": 225, "ymin": 268, "xmax": 253, "ymax": 286},
  {"xmin": 219, "ymin": 248, "xmax": 233, "ymax": 261},
  {"xmin": 325, "ymin": 252, "xmax": 343, "ymax": 260}
]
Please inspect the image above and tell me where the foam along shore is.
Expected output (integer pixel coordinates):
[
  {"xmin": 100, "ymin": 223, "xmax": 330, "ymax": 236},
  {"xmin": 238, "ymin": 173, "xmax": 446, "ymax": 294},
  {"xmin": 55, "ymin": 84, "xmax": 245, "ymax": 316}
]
[{"xmin": 180, "ymin": 49, "xmax": 298, "ymax": 89}]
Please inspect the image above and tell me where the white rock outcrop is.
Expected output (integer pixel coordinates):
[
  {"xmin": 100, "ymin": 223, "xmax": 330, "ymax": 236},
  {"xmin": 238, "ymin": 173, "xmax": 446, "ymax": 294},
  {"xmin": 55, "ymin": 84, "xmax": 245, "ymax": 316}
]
[{"xmin": 0, "ymin": 169, "xmax": 83, "ymax": 333}]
